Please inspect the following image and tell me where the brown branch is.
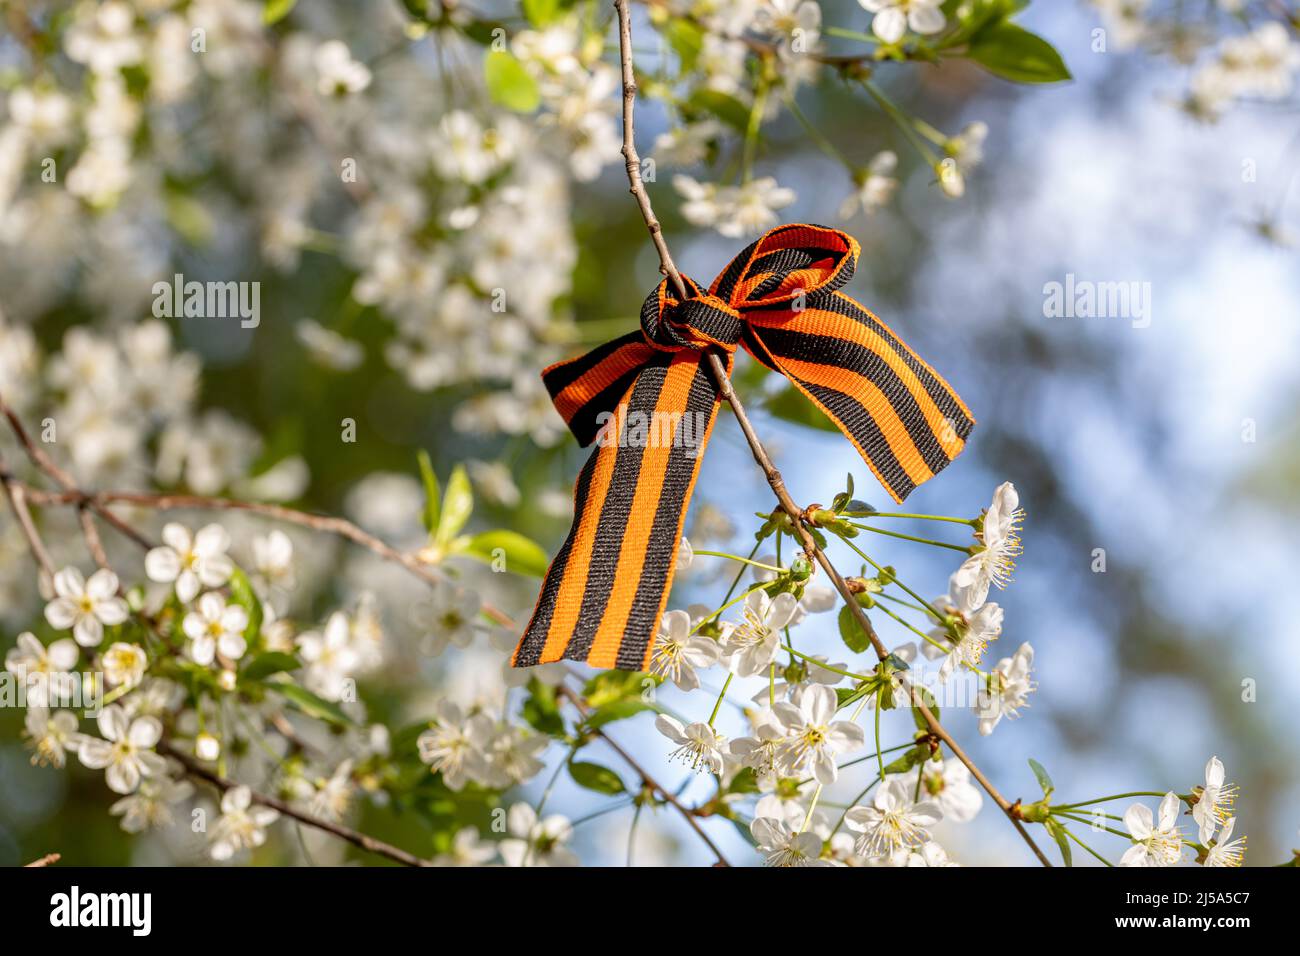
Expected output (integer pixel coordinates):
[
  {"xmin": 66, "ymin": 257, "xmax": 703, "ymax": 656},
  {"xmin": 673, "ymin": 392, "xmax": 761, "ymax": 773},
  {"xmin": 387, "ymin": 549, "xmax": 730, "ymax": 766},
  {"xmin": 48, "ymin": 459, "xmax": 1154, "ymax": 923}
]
[
  {"xmin": 0, "ymin": 451, "xmax": 55, "ymax": 590},
  {"xmin": 25, "ymin": 487, "xmax": 515, "ymax": 629},
  {"xmin": 24, "ymin": 853, "xmax": 61, "ymax": 867},
  {"xmin": 0, "ymin": 390, "xmax": 514, "ymax": 629},
  {"xmin": 556, "ymin": 683, "xmax": 729, "ymax": 867},
  {"xmin": 0, "ymin": 395, "xmax": 464, "ymax": 868},
  {"xmin": 77, "ymin": 506, "xmax": 111, "ymax": 571},
  {"xmin": 0, "ymin": 398, "xmax": 150, "ymax": 549},
  {"xmin": 160, "ymin": 742, "xmax": 432, "ymax": 867},
  {"xmin": 612, "ymin": 0, "xmax": 1051, "ymax": 867}
]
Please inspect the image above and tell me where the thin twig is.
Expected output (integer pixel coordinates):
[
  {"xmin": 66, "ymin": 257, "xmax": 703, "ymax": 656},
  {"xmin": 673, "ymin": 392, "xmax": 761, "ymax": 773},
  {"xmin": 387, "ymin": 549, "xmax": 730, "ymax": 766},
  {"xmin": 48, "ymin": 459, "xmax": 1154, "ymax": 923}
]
[
  {"xmin": 0, "ymin": 451, "xmax": 55, "ymax": 589},
  {"xmin": 611, "ymin": 0, "xmax": 1051, "ymax": 867},
  {"xmin": 160, "ymin": 742, "xmax": 432, "ymax": 867},
  {"xmin": 557, "ymin": 683, "xmax": 730, "ymax": 867},
  {"xmin": 0, "ymin": 389, "xmax": 515, "ymax": 630},
  {"xmin": 0, "ymin": 394, "xmax": 454, "ymax": 868},
  {"xmin": 0, "ymin": 397, "xmax": 150, "ymax": 549},
  {"xmin": 77, "ymin": 506, "xmax": 111, "ymax": 571},
  {"xmin": 26, "ymin": 487, "xmax": 515, "ymax": 629},
  {"xmin": 24, "ymin": 853, "xmax": 61, "ymax": 868}
]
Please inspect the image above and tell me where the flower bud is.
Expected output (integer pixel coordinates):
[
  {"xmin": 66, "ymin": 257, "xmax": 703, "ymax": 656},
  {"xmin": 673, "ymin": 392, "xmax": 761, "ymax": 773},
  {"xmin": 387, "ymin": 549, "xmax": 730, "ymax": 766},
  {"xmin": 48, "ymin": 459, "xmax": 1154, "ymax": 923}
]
[{"xmin": 195, "ymin": 732, "xmax": 221, "ymax": 762}]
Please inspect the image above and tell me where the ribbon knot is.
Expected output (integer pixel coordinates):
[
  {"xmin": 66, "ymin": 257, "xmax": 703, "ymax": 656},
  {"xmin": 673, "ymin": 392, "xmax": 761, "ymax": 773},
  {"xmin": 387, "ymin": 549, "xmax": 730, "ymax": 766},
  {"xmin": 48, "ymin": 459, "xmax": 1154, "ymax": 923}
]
[
  {"xmin": 514, "ymin": 223, "xmax": 975, "ymax": 672},
  {"xmin": 641, "ymin": 277, "xmax": 743, "ymax": 353}
]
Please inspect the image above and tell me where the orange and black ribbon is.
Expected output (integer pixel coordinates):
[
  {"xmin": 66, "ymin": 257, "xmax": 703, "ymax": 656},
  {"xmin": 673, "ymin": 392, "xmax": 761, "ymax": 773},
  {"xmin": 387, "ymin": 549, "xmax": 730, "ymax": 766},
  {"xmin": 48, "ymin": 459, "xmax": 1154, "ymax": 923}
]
[{"xmin": 512, "ymin": 224, "xmax": 974, "ymax": 672}]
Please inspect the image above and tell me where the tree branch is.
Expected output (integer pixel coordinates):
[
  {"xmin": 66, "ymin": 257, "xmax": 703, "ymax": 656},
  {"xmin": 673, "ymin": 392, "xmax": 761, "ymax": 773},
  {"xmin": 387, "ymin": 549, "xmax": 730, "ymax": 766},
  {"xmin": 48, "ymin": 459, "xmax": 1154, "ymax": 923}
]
[
  {"xmin": 0, "ymin": 451, "xmax": 55, "ymax": 589},
  {"xmin": 160, "ymin": 742, "xmax": 432, "ymax": 867},
  {"xmin": 611, "ymin": 0, "xmax": 1051, "ymax": 867},
  {"xmin": 0, "ymin": 391, "xmax": 514, "ymax": 630},
  {"xmin": 556, "ymin": 683, "xmax": 730, "ymax": 867}
]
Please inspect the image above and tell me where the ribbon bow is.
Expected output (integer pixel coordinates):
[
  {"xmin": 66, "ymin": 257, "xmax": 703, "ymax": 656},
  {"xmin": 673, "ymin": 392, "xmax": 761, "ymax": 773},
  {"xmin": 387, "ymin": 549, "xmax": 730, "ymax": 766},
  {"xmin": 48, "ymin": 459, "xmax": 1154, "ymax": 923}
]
[{"xmin": 512, "ymin": 224, "xmax": 974, "ymax": 671}]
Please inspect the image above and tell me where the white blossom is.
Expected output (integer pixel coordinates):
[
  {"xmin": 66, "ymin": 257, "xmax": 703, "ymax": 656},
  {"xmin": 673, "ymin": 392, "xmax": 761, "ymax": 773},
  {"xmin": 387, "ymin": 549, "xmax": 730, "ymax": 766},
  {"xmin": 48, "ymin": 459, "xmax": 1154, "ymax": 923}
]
[
  {"xmin": 951, "ymin": 481, "xmax": 1022, "ymax": 605},
  {"xmin": 975, "ymin": 642, "xmax": 1035, "ymax": 735},
  {"xmin": 435, "ymin": 826, "xmax": 498, "ymax": 867},
  {"xmin": 210, "ymin": 785, "xmax": 280, "ymax": 861},
  {"xmin": 772, "ymin": 684, "xmax": 865, "ymax": 784},
  {"xmin": 655, "ymin": 714, "xmax": 726, "ymax": 774},
  {"xmin": 911, "ymin": 758, "xmax": 983, "ymax": 822},
  {"xmin": 418, "ymin": 581, "xmax": 482, "ymax": 657},
  {"xmin": 313, "ymin": 40, "xmax": 371, "ymax": 96},
  {"xmin": 1203, "ymin": 815, "xmax": 1246, "ymax": 867},
  {"xmin": 844, "ymin": 778, "xmax": 942, "ymax": 858},
  {"xmin": 1192, "ymin": 755, "xmax": 1237, "ymax": 844},
  {"xmin": 719, "ymin": 589, "xmax": 798, "ymax": 677},
  {"xmin": 648, "ymin": 609, "xmax": 720, "ymax": 691},
  {"xmin": 499, "ymin": 802, "xmax": 578, "ymax": 867},
  {"xmin": 77, "ymin": 704, "xmax": 166, "ymax": 795},
  {"xmin": 860, "ymin": 0, "xmax": 946, "ymax": 44},
  {"xmin": 145, "ymin": 522, "xmax": 234, "ymax": 603},
  {"xmin": 839, "ymin": 150, "xmax": 899, "ymax": 218},
  {"xmin": 751, "ymin": 815, "xmax": 833, "ymax": 867},
  {"xmin": 297, "ymin": 611, "xmax": 360, "ymax": 701},
  {"xmin": 101, "ymin": 641, "xmax": 147, "ymax": 689},
  {"xmin": 417, "ymin": 702, "xmax": 494, "ymax": 791},
  {"xmin": 44, "ymin": 567, "xmax": 129, "ymax": 647},
  {"xmin": 5, "ymin": 632, "xmax": 79, "ymax": 707},
  {"xmin": 1120, "ymin": 792, "xmax": 1186, "ymax": 867},
  {"xmin": 24, "ymin": 708, "xmax": 81, "ymax": 768},
  {"xmin": 110, "ymin": 776, "xmax": 193, "ymax": 834},
  {"xmin": 182, "ymin": 592, "xmax": 250, "ymax": 666}
]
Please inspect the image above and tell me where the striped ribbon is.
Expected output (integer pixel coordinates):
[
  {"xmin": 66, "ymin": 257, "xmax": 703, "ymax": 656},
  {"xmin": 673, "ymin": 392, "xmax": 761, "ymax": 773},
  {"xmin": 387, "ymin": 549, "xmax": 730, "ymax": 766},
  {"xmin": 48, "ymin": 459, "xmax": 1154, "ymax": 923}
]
[{"xmin": 512, "ymin": 224, "xmax": 974, "ymax": 672}]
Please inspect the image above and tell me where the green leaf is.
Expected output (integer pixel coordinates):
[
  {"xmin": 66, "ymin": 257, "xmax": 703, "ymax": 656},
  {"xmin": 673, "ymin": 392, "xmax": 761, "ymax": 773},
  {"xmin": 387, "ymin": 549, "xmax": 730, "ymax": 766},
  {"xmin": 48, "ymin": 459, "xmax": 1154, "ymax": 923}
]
[
  {"xmin": 882, "ymin": 747, "xmax": 926, "ymax": 776},
  {"xmin": 164, "ymin": 191, "xmax": 214, "ymax": 246},
  {"xmin": 568, "ymin": 760, "xmax": 627, "ymax": 795},
  {"xmin": 436, "ymin": 464, "xmax": 474, "ymax": 546},
  {"xmin": 226, "ymin": 567, "xmax": 263, "ymax": 644},
  {"xmin": 838, "ymin": 604, "xmax": 873, "ymax": 654},
  {"xmin": 1028, "ymin": 758, "xmax": 1055, "ymax": 797},
  {"xmin": 583, "ymin": 670, "xmax": 651, "ymax": 708},
  {"xmin": 835, "ymin": 686, "xmax": 867, "ymax": 709},
  {"xmin": 272, "ymin": 681, "xmax": 353, "ymax": 727},
  {"xmin": 911, "ymin": 685, "xmax": 940, "ymax": 731},
  {"xmin": 262, "ymin": 0, "xmax": 297, "ymax": 24},
  {"xmin": 831, "ymin": 473, "xmax": 856, "ymax": 512},
  {"xmin": 417, "ymin": 450, "xmax": 441, "ymax": 535},
  {"xmin": 1045, "ymin": 817, "xmax": 1072, "ymax": 866},
  {"xmin": 399, "ymin": 0, "xmax": 435, "ymax": 21},
  {"xmin": 459, "ymin": 529, "xmax": 549, "ymax": 577},
  {"xmin": 765, "ymin": 383, "xmax": 839, "ymax": 433},
  {"xmin": 968, "ymin": 22, "xmax": 1071, "ymax": 84},
  {"xmin": 585, "ymin": 699, "xmax": 650, "ymax": 730},
  {"xmin": 485, "ymin": 51, "xmax": 541, "ymax": 113},
  {"xmin": 522, "ymin": 0, "xmax": 569, "ymax": 26},
  {"xmin": 666, "ymin": 19, "xmax": 705, "ymax": 72},
  {"xmin": 241, "ymin": 651, "xmax": 300, "ymax": 683},
  {"xmin": 521, "ymin": 679, "xmax": 565, "ymax": 736},
  {"xmin": 687, "ymin": 89, "xmax": 751, "ymax": 133},
  {"xmin": 724, "ymin": 766, "xmax": 761, "ymax": 795}
]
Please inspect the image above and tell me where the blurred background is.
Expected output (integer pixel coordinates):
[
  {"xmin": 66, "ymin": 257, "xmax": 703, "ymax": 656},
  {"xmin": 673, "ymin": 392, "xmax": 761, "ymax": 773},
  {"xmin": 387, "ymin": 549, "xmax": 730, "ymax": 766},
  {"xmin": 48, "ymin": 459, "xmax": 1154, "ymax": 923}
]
[{"xmin": 1, "ymin": 0, "xmax": 1297, "ymax": 866}]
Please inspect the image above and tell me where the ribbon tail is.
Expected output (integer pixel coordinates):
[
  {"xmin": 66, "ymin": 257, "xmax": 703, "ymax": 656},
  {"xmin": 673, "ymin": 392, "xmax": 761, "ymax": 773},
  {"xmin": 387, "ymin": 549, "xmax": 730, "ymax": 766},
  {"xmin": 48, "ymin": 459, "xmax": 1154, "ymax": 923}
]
[
  {"xmin": 542, "ymin": 330, "xmax": 660, "ymax": 446},
  {"xmin": 746, "ymin": 291, "xmax": 975, "ymax": 504},
  {"xmin": 513, "ymin": 350, "xmax": 729, "ymax": 671}
]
